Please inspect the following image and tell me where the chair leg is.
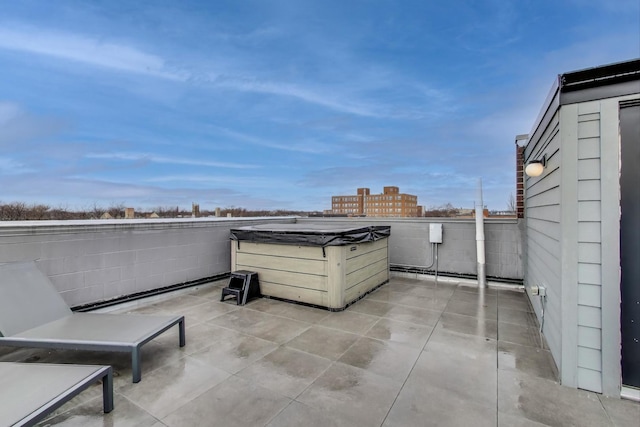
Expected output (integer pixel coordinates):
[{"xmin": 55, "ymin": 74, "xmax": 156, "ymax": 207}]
[
  {"xmin": 102, "ymin": 367, "xmax": 114, "ymax": 413},
  {"xmin": 132, "ymin": 347, "xmax": 141, "ymax": 383},
  {"xmin": 178, "ymin": 318, "xmax": 186, "ymax": 347}
]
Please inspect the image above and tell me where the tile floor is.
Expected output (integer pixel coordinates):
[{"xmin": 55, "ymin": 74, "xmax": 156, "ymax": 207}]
[{"xmin": 1, "ymin": 276, "xmax": 639, "ymax": 426}]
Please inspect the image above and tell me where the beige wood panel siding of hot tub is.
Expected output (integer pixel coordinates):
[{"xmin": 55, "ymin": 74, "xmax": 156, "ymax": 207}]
[
  {"xmin": 231, "ymin": 241, "xmax": 329, "ymax": 306},
  {"xmin": 231, "ymin": 237, "xmax": 389, "ymax": 309},
  {"xmin": 344, "ymin": 238, "xmax": 389, "ymax": 304}
]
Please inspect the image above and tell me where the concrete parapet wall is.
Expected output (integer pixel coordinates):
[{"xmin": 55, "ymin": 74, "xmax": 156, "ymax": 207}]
[
  {"xmin": 0, "ymin": 217, "xmax": 296, "ymax": 307},
  {"xmin": 297, "ymin": 218, "xmax": 523, "ymax": 281},
  {"xmin": 0, "ymin": 216, "xmax": 522, "ymax": 307}
]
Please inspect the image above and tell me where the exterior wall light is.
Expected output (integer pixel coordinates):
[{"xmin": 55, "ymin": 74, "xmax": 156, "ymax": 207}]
[{"xmin": 525, "ymin": 155, "xmax": 547, "ymax": 177}]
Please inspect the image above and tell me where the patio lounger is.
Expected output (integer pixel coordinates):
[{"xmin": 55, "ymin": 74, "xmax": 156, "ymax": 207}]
[
  {"xmin": 0, "ymin": 362, "xmax": 113, "ymax": 427},
  {"xmin": 0, "ymin": 261, "xmax": 186, "ymax": 383}
]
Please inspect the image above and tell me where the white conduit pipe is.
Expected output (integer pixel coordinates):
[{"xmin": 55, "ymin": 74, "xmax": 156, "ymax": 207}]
[
  {"xmin": 393, "ymin": 242, "xmax": 437, "ymax": 272},
  {"xmin": 475, "ymin": 178, "xmax": 487, "ymax": 288}
]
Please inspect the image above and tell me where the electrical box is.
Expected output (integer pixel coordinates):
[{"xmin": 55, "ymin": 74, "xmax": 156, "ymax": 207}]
[{"xmin": 429, "ymin": 223, "xmax": 443, "ymax": 243}]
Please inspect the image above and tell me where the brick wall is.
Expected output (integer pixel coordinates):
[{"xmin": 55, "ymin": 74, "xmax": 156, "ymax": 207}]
[{"xmin": 516, "ymin": 144, "xmax": 525, "ymax": 218}]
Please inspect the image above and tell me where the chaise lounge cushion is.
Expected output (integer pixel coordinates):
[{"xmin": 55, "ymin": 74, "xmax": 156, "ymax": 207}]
[
  {"xmin": 0, "ymin": 362, "xmax": 113, "ymax": 426},
  {"xmin": 0, "ymin": 261, "xmax": 185, "ymax": 382}
]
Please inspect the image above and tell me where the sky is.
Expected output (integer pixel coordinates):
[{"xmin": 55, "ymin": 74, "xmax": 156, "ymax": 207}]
[{"xmin": 0, "ymin": 1, "xmax": 638, "ymax": 212}]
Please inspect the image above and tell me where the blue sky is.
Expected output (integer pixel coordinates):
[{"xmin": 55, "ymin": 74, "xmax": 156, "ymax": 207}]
[{"xmin": 0, "ymin": 1, "xmax": 638, "ymax": 212}]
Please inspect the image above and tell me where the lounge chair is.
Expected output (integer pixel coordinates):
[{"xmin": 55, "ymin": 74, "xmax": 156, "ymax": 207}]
[
  {"xmin": 0, "ymin": 261, "xmax": 186, "ymax": 383},
  {"xmin": 0, "ymin": 362, "xmax": 113, "ymax": 426}
]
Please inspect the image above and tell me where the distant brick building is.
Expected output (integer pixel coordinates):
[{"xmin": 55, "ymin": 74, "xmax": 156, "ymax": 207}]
[{"xmin": 331, "ymin": 186, "xmax": 422, "ymax": 217}]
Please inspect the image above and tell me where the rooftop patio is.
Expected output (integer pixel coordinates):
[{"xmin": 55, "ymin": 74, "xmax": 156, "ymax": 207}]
[{"xmin": 1, "ymin": 275, "xmax": 637, "ymax": 427}]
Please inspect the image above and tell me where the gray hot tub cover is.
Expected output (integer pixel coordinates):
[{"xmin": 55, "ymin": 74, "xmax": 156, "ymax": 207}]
[{"xmin": 230, "ymin": 224, "xmax": 391, "ymax": 247}]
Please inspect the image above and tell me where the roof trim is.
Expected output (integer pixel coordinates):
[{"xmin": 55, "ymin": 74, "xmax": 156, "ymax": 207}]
[
  {"xmin": 559, "ymin": 58, "xmax": 640, "ymax": 104},
  {"xmin": 560, "ymin": 58, "xmax": 640, "ymax": 92},
  {"xmin": 525, "ymin": 58, "xmax": 640, "ymax": 155}
]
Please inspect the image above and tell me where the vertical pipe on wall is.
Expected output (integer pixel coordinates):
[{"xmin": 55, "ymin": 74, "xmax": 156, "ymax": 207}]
[{"xmin": 475, "ymin": 178, "xmax": 487, "ymax": 288}]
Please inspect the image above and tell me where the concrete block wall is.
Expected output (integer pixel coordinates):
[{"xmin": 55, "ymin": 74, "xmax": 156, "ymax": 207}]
[
  {"xmin": 297, "ymin": 218, "xmax": 523, "ymax": 281},
  {"xmin": 0, "ymin": 216, "xmax": 522, "ymax": 308},
  {"xmin": 0, "ymin": 217, "xmax": 295, "ymax": 307}
]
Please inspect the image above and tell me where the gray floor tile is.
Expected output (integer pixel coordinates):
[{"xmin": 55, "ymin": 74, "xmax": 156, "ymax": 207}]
[
  {"xmin": 498, "ymin": 288, "xmax": 528, "ymax": 301},
  {"xmin": 384, "ymin": 304, "xmax": 442, "ymax": 326},
  {"xmin": 498, "ymin": 294, "xmax": 533, "ymax": 312},
  {"xmin": 499, "ymin": 306, "xmax": 539, "ymax": 328},
  {"xmin": 297, "ymin": 362, "xmax": 403, "ymax": 427},
  {"xmin": 237, "ymin": 346, "xmax": 331, "ymax": 399},
  {"xmin": 154, "ymin": 321, "xmax": 229, "ymax": 355},
  {"xmin": 338, "ymin": 337, "xmax": 422, "ymax": 382},
  {"xmin": 386, "ymin": 276, "xmax": 430, "ymax": 285},
  {"xmin": 383, "ymin": 292, "xmax": 451, "ymax": 311},
  {"xmin": 449, "ymin": 289, "xmax": 498, "ymax": 306},
  {"xmin": 365, "ymin": 318, "xmax": 434, "ymax": 349},
  {"xmin": 599, "ymin": 395, "xmax": 640, "ymax": 427},
  {"xmin": 456, "ymin": 285, "xmax": 500, "ymax": 296},
  {"xmin": 416, "ymin": 342, "xmax": 497, "ymax": 409},
  {"xmin": 436, "ymin": 311, "xmax": 498, "ymax": 339},
  {"xmin": 24, "ymin": 276, "xmax": 580, "ymax": 427},
  {"xmin": 116, "ymin": 302, "xmax": 172, "ymax": 315},
  {"xmin": 117, "ymin": 355, "xmax": 230, "ymax": 419},
  {"xmin": 179, "ymin": 300, "xmax": 240, "ymax": 326},
  {"xmin": 185, "ymin": 281, "xmax": 226, "ymax": 299},
  {"xmin": 183, "ymin": 326, "xmax": 279, "ymax": 374},
  {"xmin": 383, "ymin": 378, "xmax": 497, "ymax": 427},
  {"xmin": 498, "ymin": 341, "xmax": 557, "ymax": 381},
  {"xmin": 316, "ymin": 310, "xmax": 379, "ymax": 334},
  {"xmin": 444, "ymin": 298, "xmax": 498, "ymax": 319},
  {"xmin": 404, "ymin": 284, "xmax": 457, "ymax": 299},
  {"xmin": 498, "ymin": 412, "xmax": 552, "ymax": 426},
  {"xmin": 246, "ymin": 298, "xmax": 330, "ymax": 323},
  {"xmin": 498, "ymin": 369, "xmax": 613, "ymax": 427},
  {"xmin": 499, "ymin": 321, "xmax": 544, "ymax": 348},
  {"xmin": 365, "ymin": 288, "xmax": 414, "ymax": 304},
  {"xmin": 349, "ymin": 298, "xmax": 395, "ymax": 316},
  {"xmin": 161, "ymin": 376, "xmax": 291, "ymax": 427},
  {"xmin": 285, "ymin": 325, "xmax": 359, "ymax": 360},
  {"xmin": 38, "ymin": 393, "xmax": 159, "ymax": 427},
  {"xmin": 266, "ymin": 401, "xmax": 349, "ymax": 427},
  {"xmin": 425, "ymin": 327, "xmax": 497, "ymax": 369},
  {"xmin": 149, "ymin": 294, "xmax": 210, "ymax": 313},
  {"xmin": 208, "ymin": 309, "xmax": 311, "ymax": 344}
]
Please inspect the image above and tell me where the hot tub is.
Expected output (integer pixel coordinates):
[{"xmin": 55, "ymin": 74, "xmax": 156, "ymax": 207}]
[{"xmin": 230, "ymin": 224, "xmax": 390, "ymax": 310}]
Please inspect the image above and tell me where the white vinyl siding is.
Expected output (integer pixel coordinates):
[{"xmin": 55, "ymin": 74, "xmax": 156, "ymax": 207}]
[
  {"xmin": 525, "ymin": 101, "xmax": 606, "ymax": 392},
  {"xmin": 524, "ymin": 66, "xmax": 638, "ymax": 396},
  {"xmin": 524, "ymin": 111, "xmax": 562, "ymax": 362},
  {"xmin": 576, "ymin": 103, "xmax": 603, "ymax": 393}
]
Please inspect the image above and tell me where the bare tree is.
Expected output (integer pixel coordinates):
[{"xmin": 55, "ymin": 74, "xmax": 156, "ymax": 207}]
[
  {"xmin": 424, "ymin": 203, "xmax": 458, "ymax": 217},
  {"xmin": 89, "ymin": 203, "xmax": 106, "ymax": 219},
  {"xmin": 507, "ymin": 193, "xmax": 516, "ymax": 213},
  {"xmin": 107, "ymin": 203, "xmax": 125, "ymax": 219}
]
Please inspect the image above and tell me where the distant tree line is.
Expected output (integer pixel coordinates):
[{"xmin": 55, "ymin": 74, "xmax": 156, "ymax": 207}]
[
  {"xmin": 0, "ymin": 201, "xmax": 316, "ymax": 221},
  {"xmin": 0, "ymin": 202, "xmax": 126, "ymax": 221},
  {"xmin": 423, "ymin": 203, "xmax": 460, "ymax": 217},
  {"xmin": 0, "ymin": 200, "xmax": 513, "ymax": 221}
]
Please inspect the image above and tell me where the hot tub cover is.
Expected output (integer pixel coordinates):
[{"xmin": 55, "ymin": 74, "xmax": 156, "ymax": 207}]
[{"xmin": 230, "ymin": 224, "xmax": 390, "ymax": 247}]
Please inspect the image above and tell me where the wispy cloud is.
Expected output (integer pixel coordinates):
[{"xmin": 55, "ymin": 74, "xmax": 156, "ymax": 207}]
[
  {"xmin": 144, "ymin": 173, "xmax": 290, "ymax": 188},
  {"xmin": 0, "ymin": 25, "xmax": 184, "ymax": 80},
  {"xmin": 213, "ymin": 126, "xmax": 335, "ymax": 154},
  {"xmin": 86, "ymin": 152, "xmax": 261, "ymax": 169},
  {"xmin": 0, "ymin": 24, "xmax": 448, "ymax": 120}
]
